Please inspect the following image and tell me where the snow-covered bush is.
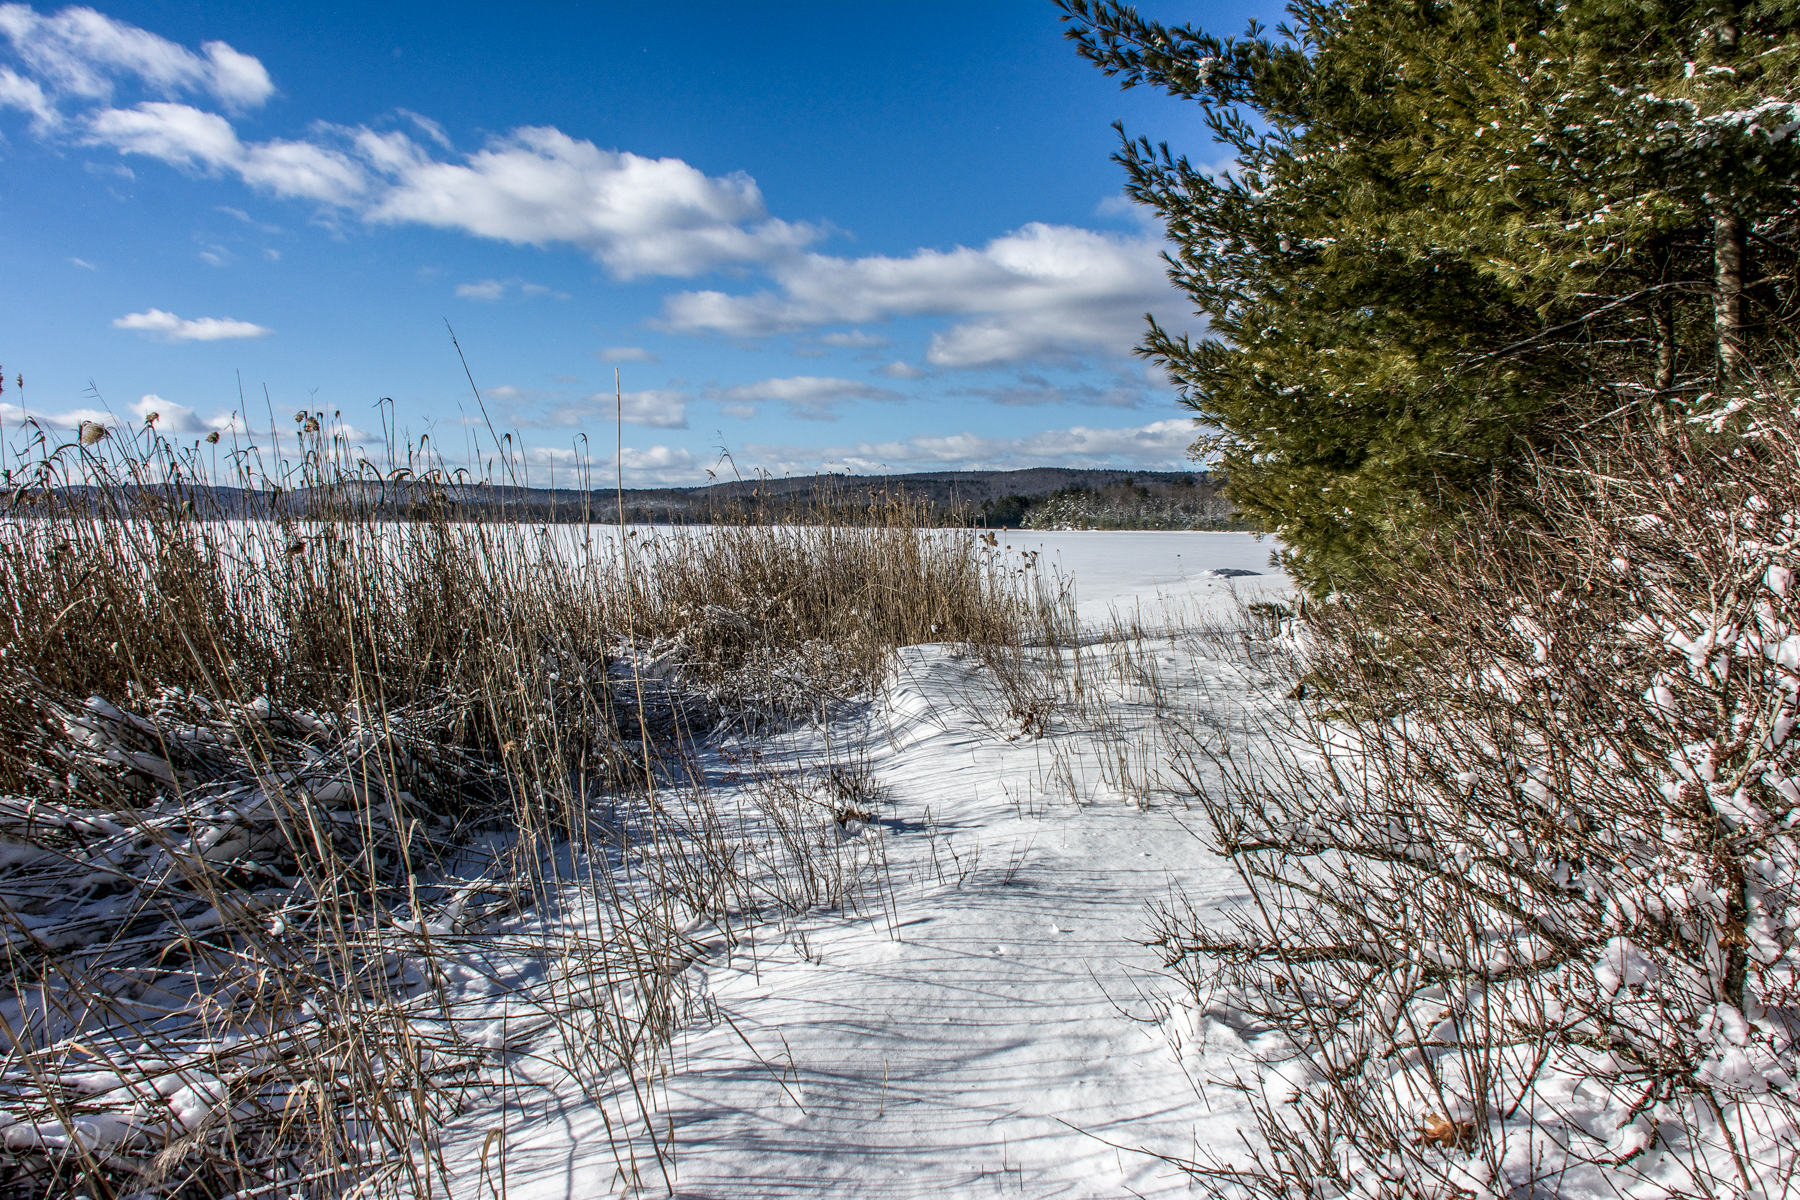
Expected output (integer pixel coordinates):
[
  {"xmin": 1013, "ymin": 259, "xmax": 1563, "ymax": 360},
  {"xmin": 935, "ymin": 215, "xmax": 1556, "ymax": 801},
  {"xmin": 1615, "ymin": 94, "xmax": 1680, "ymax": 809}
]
[{"xmin": 1156, "ymin": 395, "xmax": 1800, "ymax": 1196}]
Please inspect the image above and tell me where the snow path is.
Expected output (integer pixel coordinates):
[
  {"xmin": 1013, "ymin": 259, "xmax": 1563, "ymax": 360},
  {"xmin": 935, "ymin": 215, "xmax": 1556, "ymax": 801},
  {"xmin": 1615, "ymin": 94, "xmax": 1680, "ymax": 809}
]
[
  {"xmin": 457, "ymin": 536, "xmax": 1289, "ymax": 1199},
  {"xmin": 664, "ymin": 659, "xmax": 1254, "ymax": 1197}
]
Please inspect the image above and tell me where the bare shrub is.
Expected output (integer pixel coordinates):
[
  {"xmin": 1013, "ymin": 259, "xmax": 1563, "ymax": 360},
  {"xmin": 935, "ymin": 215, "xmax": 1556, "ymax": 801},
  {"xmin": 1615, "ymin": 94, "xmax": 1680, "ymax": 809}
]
[{"xmin": 1152, "ymin": 395, "xmax": 1800, "ymax": 1196}]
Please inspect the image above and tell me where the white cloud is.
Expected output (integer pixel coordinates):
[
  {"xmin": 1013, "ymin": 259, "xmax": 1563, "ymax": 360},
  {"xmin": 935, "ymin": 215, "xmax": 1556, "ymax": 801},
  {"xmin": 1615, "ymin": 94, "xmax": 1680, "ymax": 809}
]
[
  {"xmin": 707, "ymin": 375, "xmax": 905, "ymax": 422},
  {"xmin": 617, "ymin": 389, "xmax": 688, "ymax": 429},
  {"xmin": 68, "ymin": 255, "xmax": 94, "ymax": 268},
  {"xmin": 545, "ymin": 389, "xmax": 689, "ymax": 430},
  {"xmin": 112, "ymin": 307, "xmax": 271, "ymax": 341},
  {"xmin": 215, "ymin": 203, "xmax": 280, "ymax": 232},
  {"xmin": 88, "ymin": 99, "xmax": 234, "ymax": 164},
  {"xmin": 0, "ymin": 63, "xmax": 51, "ymax": 126},
  {"xmin": 3, "ymin": 402, "xmax": 110, "ymax": 433},
  {"xmin": 658, "ymin": 223, "xmax": 1179, "ymax": 368},
  {"xmin": 959, "ymin": 373, "xmax": 1144, "ymax": 408},
  {"xmin": 453, "ymin": 277, "xmax": 565, "ymax": 301},
  {"xmin": 132, "ymin": 393, "xmax": 240, "ymax": 434},
  {"xmin": 744, "ymin": 417, "xmax": 1199, "ymax": 475},
  {"xmin": 0, "ymin": 5, "xmax": 272, "ymax": 111},
  {"xmin": 1093, "ymin": 192, "xmax": 1166, "ymax": 233},
  {"xmin": 4, "ymin": 10, "xmax": 1181, "ymax": 379},
  {"xmin": 527, "ymin": 441, "xmax": 704, "ymax": 485},
  {"xmin": 876, "ymin": 361, "xmax": 925, "ymax": 380},
  {"xmin": 398, "ymin": 108, "xmax": 450, "ymax": 149},
  {"xmin": 455, "ymin": 278, "xmax": 505, "ymax": 301},
  {"xmin": 200, "ymin": 41, "xmax": 270, "ymax": 109},
  {"xmin": 363, "ymin": 126, "xmax": 821, "ymax": 278},
  {"xmin": 718, "ymin": 403, "xmax": 758, "ymax": 419},
  {"xmin": 600, "ymin": 346, "xmax": 656, "ymax": 363},
  {"xmin": 1, "ymin": 393, "xmax": 242, "ymax": 437},
  {"xmin": 815, "ymin": 329, "xmax": 889, "ymax": 349},
  {"xmin": 86, "ymin": 101, "xmax": 365, "ymax": 203},
  {"xmin": 618, "ymin": 444, "xmax": 696, "ymax": 473}
]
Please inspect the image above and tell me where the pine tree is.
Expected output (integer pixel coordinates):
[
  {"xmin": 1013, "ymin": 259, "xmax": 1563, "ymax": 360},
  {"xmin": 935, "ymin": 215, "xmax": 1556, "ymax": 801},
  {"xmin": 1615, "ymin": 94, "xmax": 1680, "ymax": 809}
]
[{"xmin": 1059, "ymin": 0, "xmax": 1800, "ymax": 590}]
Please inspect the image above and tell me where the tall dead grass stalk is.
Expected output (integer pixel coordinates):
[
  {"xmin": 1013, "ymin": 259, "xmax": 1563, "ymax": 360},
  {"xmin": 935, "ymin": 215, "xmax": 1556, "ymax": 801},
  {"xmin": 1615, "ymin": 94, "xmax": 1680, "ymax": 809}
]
[{"xmin": 0, "ymin": 409, "xmax": 1046, "ymax": 1198}]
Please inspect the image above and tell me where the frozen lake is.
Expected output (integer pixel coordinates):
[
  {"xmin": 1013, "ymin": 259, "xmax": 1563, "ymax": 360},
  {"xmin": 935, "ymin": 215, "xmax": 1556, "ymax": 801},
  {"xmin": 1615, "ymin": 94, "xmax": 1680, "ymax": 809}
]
[{"xmin": 979, "ymin": 528, "xmax": 1288, "ymax": 621}]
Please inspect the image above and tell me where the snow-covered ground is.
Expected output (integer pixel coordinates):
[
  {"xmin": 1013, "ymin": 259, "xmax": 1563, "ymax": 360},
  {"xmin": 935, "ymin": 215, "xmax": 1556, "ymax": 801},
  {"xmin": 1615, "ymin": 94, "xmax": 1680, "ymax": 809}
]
[
  {"xmin": 443, "ymin": 531, "xmax": 1292, "ymax": 1198},
  {"xmin": 987, "ymin": 529, "xmax": 1288, "ymax": 623}
]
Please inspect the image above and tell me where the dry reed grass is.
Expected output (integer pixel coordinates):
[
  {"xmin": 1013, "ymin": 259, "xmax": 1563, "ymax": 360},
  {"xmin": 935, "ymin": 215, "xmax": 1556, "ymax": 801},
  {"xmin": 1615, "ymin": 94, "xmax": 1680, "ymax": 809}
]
[{"xmin": 0, "ymin": 411, "xmax": 1047, "ymax": 1199}]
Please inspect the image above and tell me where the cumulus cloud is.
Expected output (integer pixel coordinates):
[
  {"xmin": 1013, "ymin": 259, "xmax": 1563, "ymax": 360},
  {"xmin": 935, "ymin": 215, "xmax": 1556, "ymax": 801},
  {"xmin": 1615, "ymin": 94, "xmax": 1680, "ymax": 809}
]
[
  {"xmin": 718, "ymin": 403, "xmax": 757, "ymax": 419},
  {"xmin": 112, "ymin": 307, "xmax": 271, "ymax": 341},
  {"xmin": 543, "ymin": 389, "xmax": 689, "ymax": 430},
  {"xmin": 599, "ymin": 346, "xmax": 656, "ymax": 363},
  {"xmin": 815, "ymin": 329, "xmax": 888, "ymax": 349},
  {"xmin": 616, "ymin": 444, "xmax": 697, "ymax": 473},
  {"xmin": 0, "ymin": 11, "xmax": 796, "ymax": 280},
  {"xmin": 86, "ymin": 101, "xmax": 365, "ymax": 203},
  {"xmin": 614, "ymin": 389, "xmax": 688, "ymax": 429},
  {"xmin": 527, "ymin": 441, "xmax": 704, "ymax": 485},
  {"xmin": 0, "ymin": 5, "xmax": 272, "ymax": 114},
  {"xmin": 876, "ymin": 361, "xmax": 925, "ymax": 380},
  {"xmin": 743, "ymin": 417, "xmax": 1199, "ymax": 474},
  {"xmin": 706, "ymin": 375, "xmax": 904, "ymax": 422},
  {"xmin": 958, "ymin": 372, "xmax": 1144, "ymax": 409},
  {"xmin": 1, "ymin": 392, "xmax": 243, "ymax": 437},
  {"xmin": 132, "ymin": 393, "xmax": 241, "ymax": 433},
  {"xmin": 3, "ymin": 8, "xmax": 1188, "ymax": 381},
  {"xmin": 73, "ymin": 102, "xmax": 821, "ymax": 279},
  {"xmin": 363, "ymin": 127, "xmax": 821, "ymax": 278},
  {"xmin": 658, "ymin": 223, "xmax": 1179, "ymax": 368}
]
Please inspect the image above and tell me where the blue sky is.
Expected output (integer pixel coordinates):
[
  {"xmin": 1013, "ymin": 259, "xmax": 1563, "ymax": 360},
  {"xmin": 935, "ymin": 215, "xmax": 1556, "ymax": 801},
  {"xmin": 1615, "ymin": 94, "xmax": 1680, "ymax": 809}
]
[{"xmin": 0, "ymin": 2, "xmax": 1263, "ymax": 485}]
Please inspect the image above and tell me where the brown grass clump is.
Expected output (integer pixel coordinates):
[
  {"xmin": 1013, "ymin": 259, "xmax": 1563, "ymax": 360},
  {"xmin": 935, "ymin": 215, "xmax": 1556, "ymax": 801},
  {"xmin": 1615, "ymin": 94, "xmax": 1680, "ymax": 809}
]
[{"xmin": 0, "ymin": 412, "xmax": 1045, "ymax": 1199}]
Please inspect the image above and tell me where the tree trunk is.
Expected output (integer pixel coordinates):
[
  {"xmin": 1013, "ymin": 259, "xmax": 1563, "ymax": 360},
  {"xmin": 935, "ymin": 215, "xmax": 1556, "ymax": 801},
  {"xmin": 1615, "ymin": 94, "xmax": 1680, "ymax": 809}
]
[
  {"xmin": 1652, "ymin": 238, "xmax": 1676, "ymax": 392},
  {"xmin": 1715, "ymin": 209, "xmax": 1745, "ymax": 379},
  {"xmin": 1712, "ymin": 1, "xmax": 1745, "ymax": 381},
  {"xmin": 1654, "ymin": 297, "xmax": 1676, "ymax": 391}
]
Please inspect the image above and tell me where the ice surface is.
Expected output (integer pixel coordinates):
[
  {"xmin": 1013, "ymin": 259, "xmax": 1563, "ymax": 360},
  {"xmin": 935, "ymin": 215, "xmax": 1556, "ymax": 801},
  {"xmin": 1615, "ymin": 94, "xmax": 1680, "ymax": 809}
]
[{"xmin": 986, "ymin": 530, "xmax": 1288, "ymax": 623}]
